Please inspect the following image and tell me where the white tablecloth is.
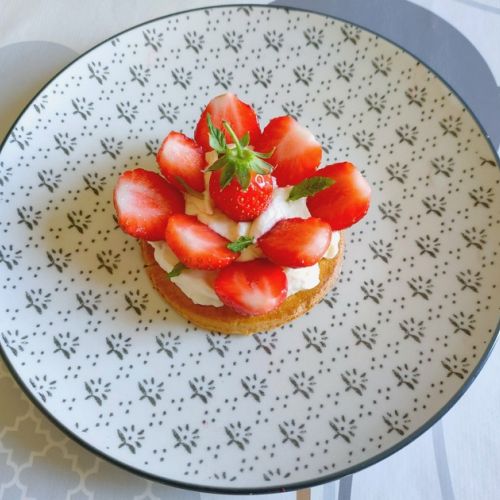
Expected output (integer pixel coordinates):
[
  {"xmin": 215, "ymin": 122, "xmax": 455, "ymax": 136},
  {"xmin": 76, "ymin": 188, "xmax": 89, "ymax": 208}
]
[{"xmin": 0, "ymin": 1, "xmax": 499, "ymax": 499}]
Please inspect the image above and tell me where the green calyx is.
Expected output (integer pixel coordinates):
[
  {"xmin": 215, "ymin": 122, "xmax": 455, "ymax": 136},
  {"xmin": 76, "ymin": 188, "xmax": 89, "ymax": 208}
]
[{"xmin": 205, "ymin": 113, "xmax": 274, "ymax": 191}]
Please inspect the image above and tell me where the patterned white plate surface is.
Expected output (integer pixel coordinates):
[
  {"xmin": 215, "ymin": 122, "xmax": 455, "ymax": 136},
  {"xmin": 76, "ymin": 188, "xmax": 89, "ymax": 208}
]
[{"xmin": 0, "ymin": 5, "xmax": 499, "ymax": 493}]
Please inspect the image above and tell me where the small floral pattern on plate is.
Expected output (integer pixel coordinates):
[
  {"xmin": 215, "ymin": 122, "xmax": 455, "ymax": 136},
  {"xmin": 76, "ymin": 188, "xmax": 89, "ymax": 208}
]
[{"xmin": 0, "ymin": 5, "xmax": 499, "ymax": 493}]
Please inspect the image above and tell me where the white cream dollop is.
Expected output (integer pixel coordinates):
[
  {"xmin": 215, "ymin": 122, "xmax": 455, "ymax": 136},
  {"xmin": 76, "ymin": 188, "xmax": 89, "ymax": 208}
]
[
  {"xmin": 149, "ymin": 241, "xmax": 223, "ymax": 307},
  {"xmin": 324, "ymin": 231, "xmax": 341, "ymax": 259},
  {"xmin": 150, "ymin": 240, "xmax": 321, "ymax": 305},
  {"xmin": 284, "ymin": 264, "xmax": 320, "ymax": 295},
  {"xmin": 249, "ymin": 186, "xmax": 311, "ymax": 239},
  {"xmin": 185, "ymin": 192, "xmax": 250, "ymax": 241}
]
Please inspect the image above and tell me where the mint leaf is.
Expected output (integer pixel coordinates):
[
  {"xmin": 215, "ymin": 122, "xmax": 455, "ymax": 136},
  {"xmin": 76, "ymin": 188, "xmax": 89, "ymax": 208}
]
[
  {"xmin": 288, "ymin": 176, "xmax": 334, "ymax": 201},
  {"xmin": 167, "ymin": 262, "xmax": 186, "ymax": 279},
  {"xmin": 207, "ymin": 113, "xmax": 226, "ymax": 153},
  {"xmin": 227, "ymin": 236, "xmax": 254, "ymax": 252},
  {"xmin": 174, "ymin": 176, "xmax": 202, "ymax": 198}
]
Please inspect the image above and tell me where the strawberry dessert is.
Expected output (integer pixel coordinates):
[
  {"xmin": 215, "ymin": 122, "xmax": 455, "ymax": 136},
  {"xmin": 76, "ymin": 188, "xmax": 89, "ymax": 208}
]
[{"xmin": 113, "ymin": 93, "xmax": 371, "ymax": 334}]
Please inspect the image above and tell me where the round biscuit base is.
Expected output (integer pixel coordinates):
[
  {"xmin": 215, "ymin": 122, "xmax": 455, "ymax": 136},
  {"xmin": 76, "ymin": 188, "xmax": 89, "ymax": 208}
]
[{"xmin": 140, "ymin": 234, "xmax": 344, "ymax": 335}]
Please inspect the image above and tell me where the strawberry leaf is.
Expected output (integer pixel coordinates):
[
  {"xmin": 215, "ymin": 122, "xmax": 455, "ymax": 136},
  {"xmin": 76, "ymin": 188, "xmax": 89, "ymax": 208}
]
[
  {"xmin": 227, "ymin": 236, "xmax": 254, "ymax": 252},
  {"xmin": 222, "ymin": 120, "xmax": 243, "ymax": 154},
  {"xmin": 249, "ymin": 157, "xmax": 273, "ymax": 174},
  {"xmin": 235, "ymin": 163, "xmax": 251, "ymax": 190},
  {"xmin": 220, "ymin": 162, "xmax": 236, "ymax": 189},
  {"xmin": 207, "ymin": 113, "xmax": 226, "ymax": 153},
  {"xmin": 205, "ymin": 114, "xmax": 274, "ymax": 191},
  {"xmin": 240, "ymin": 132, "xmax": 250, "ymax": 147},
  {"xmin": 206, "ymin": 156, "xmax": 228, "ymax": 172},
  {"xmin": 288, "ymin": 176, "xmax": 335, "ymax": 201},
  {"xmin": 167, "ymin": 262, "xmax": 186, "ymax": 278},
  {"xmin": 253, "ymin": 148, "xmax": 275, "ymax": 159}
]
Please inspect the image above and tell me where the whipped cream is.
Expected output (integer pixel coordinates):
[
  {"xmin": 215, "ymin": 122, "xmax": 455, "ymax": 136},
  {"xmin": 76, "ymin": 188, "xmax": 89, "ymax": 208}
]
[
  {"xmin": 324, "ymin": 231, "xmax": 340, "ymax": 259},
  {"xmin": 150, "ymin": 152, "xmax": 340, "ymax": 307},
  {"xmin": 149, "ymin": 239, "xmax": 335, "ymax": 307},
  {"xmin": 249, "ymin": 186, "xmax": 310, "ymax": 239},
  {"xmin": 285, "ymin": 264, "xmax": 320, "ymax": 296},
  {"xmin": 150, "ymin": 241, "xmax": 223, "ymax": 307}
]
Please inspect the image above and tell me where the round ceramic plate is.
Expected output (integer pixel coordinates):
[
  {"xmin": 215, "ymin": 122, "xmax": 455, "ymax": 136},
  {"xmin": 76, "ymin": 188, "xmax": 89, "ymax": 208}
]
[{"xmin": 0, "ymin": 5, "xmax": 499, "ymax": 494}]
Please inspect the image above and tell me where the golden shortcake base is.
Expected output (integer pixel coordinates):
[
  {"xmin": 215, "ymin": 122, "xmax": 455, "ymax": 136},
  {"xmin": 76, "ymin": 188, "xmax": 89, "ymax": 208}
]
[{"xmin": 141, "ymin": 233, "xmax": 344, "ymax": 335}]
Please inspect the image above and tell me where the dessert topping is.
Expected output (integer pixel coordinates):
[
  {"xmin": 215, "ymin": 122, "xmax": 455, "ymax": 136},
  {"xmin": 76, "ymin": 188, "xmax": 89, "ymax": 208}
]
[
  {"xmin": 156, "ymin": 131, "xmax": 205, "ymax": 193},
  {"xmin": 254, "ymin": 115, "xmax": 322, "ymax": 187},
  {"xmin": 214, "ymin": 259, "xmax": 288, "ymax": 316},
  {"xmin": 165, "ymin": 213, "xmax": 239, "ymax": 270},
  {"xmin": 113, "ymin": 168, "xmax": 184, "ymax": 241},
  {"xmin": 258, "ymin": 217, "xmax": 332, "ymax": 268},
  {"xmin": 307, "ymin": 162, "xmax": 371, "ymax": 230}
]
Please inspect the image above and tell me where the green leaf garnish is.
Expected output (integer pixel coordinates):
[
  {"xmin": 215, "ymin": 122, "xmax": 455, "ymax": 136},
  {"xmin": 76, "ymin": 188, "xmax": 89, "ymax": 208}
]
[
  {"xmin": 174, "ymin": 176, "xmax": 203, "ymax": 198},
  {"xmin": 207, "ymin": 113, "xmax": 227, "ymax": 153},
  {"xmin": 167, "ymin": 262, "xmax": 186, "ymax": 278},
  {"xmin": 288, "ymin": 176, "xmax": 335, "ymax": 201},
  {"xmin": 227, "ymin": 236, "xmax": 254, "ymax": 252},
  {"xmin": 205, "ymin": 114, "xmax": 275, "ymax": 192}
]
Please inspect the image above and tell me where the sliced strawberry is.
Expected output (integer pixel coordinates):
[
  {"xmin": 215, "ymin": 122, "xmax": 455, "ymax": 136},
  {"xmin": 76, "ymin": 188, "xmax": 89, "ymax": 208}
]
[
  {"xmin": 209, "ymin": 170, "xmax": 273, "ymax": 221},
  {"xmin": 156, "ymin": 131, "xmax": 205, "ymax": 192},
  {"xmin": 254, "ymin": 116, "xmax": 322, "ymax": 187},
  {"xmin": 258, "ymin": 217, "xmax": 332, "ymax": 268},
  {"xmin": 214, "ymin": 259, "xmax": 287, "ymax": 316},
  {"xmin": 113, "ymin": 168, "xmax": 184, "ymax": 241},
  {"xmin": 194, "ymin": 93, "xmax": 261, "ymax": 151},
  {"xmin": 306, "ymin": 162, "xmax": 371, "ymax": 230},
  {"xmin": 165, "ymin": 214, "xmax": 239, "ymax": 270}
]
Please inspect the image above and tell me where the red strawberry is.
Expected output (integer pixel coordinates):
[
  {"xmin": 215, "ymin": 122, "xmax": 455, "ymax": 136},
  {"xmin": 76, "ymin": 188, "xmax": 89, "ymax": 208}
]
[
  {"xmin": 209, "ymin": 170, "xmax": 273, "ymax": 221},
  {"xmin": 165, "ymin": 214, "xmax": 239, "ymax": 270},
  {"xmin": 194, "ymin": 93, "xmax": 261, "ymax": 151},
  {"xmin": 113, "ymin": 168, "xmax": 184, "ymax": 241},
  {"xmin": 214, "ymin": 259, "xmax": 288, "ymax": 316},
  {"xmin": 156, "ymin": 131, "xmax": 205, "ymax": 192},
  {"xmin": 306, "ymin": 162, "xmax": 371, "ymax": 230},
  {"xmin": 258, "ymin": 217, "xmax": 332, "ymax": 268},
  {"xmin": 254, "ymin": 116, "xmax": 322, "ymax": 187}
]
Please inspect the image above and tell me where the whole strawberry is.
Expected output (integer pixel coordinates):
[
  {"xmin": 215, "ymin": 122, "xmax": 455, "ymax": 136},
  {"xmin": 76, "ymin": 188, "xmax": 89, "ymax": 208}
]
[
  {"xmin": 206, "ymin": 115, "xmax": 274, "ymax": 222},
  {"xmin": 210, "ymin": 170, "xmax": 273, "ymax": 221}
]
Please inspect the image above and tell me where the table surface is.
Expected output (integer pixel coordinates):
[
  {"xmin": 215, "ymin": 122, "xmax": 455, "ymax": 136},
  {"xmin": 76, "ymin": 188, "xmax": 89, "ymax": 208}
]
[{"xmin": 0, "ymin": 1, "xmax": 499, "ymax": 499}]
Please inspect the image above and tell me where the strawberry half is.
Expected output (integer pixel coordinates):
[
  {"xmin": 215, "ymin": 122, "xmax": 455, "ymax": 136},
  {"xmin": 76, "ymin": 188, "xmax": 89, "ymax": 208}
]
[
  {"xmin": 194, "ymin": 92, "xmax": 261, "ymax": 151},
  {"xmin": 209, "ymin": 170, "xmax": 273, "ymax": 221},
  {"xmin": 157, "ymin": 131, "xmax": 205, "ymax": 192},
  {"xmin": 306, "ymin": 162, "xmax": 371, "ymax": 230},
  {"xmin": 113, "ymin": 168, "xmax": 184, "ymax": 241},
  {"xmin": 254, "ymin": 116, "xmax": 322, "ymax": 187},
  {"xmin": 214, "ymin": 259, "xmax": 288, "ymax": 316},
  {"xmin": 258, "ymin": 217, "xmax": 332, "ymax": 268},
  {"xmin": 165, "ymin": 214, "xmax": 239, "ymax": 270}
]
